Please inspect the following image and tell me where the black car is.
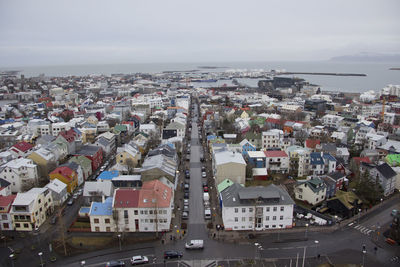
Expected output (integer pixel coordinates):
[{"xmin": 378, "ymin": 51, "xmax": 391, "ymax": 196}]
[
  {"xmin": 185, "ymin": 170, "xmax": 190, "ymax": 178},
  {"xmin": 184, "ymin": 192, "xmax": 189, "ymax": 199},
  {"xmin": 202, "ymin": 181, "xmax": 208, "ymax": 187},
  {"xmin": 164, "ymin": 250, "xmax": 183, "ymax": 259}
]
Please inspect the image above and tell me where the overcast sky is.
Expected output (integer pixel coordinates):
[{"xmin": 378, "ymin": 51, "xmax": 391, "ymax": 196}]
[{"xmin": 0, "ymin": 0, "xmax": 399, "ymax": 67}]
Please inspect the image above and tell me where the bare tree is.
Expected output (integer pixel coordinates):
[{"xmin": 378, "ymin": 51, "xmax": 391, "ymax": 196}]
[
  {"xmin": 125, "ymin": 158, "xmax": 135, "ymax": 175},
  {"xmin": 294, "ymin": 130, "xmax": 309, "ymax": 146}
]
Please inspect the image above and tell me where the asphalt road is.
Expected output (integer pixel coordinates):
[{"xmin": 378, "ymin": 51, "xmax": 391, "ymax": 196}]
[{"xmin": 187, "ymin": 105, "xmax": 207, "ymax": 243}]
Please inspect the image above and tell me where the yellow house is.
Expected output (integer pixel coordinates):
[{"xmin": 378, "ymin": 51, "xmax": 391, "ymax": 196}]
[
  {"xmin": 49, "ymin": 166, "xmax": 78, "ymax": 194},
  {"xmin": 81, "ymin": 128, "xmax": 97, "ymax": 144},
  {"xmin": 28, "ymin": 148, "xmax": 58, "ymax": 179},
  {"xmin": 116, "ymin": 143, "xmax": 141, "ymax": 166},
  {"xmin": 240, "ymin": 111, "xmax": 249, "ymax": 119},
  {"xmin": 86, "ymin": 115, "xmax": 99, "ymax": 125}
]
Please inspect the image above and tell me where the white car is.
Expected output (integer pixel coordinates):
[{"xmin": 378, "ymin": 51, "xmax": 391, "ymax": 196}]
[
  {"xmin": 130, "ymin": 255, "xmax": 149, "ymax": 265},
  {"xmin": 201, "ymin": 172, "xmax": 206, "ymax": 178}
]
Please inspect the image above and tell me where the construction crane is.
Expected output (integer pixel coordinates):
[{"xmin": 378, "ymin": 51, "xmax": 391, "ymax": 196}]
[{"xmin": 381, "ymin": 95, "xmax": 386, "ymax": 121}]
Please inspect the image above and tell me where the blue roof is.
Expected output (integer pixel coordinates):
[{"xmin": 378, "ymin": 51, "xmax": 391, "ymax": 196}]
[
  {"xmin": 207, "ymin": 135, "xmax": 217, "ymax": 141},
  {"xmin": 89, "ymin": 197, "xmax": 113, "ymax": 216},
  {"xmin": 323, "ymin": 153, "xmax": 336, "ymax": 162},
  {"xmin": 310, "ymin": 152, "xmax": 324, "ymax": 165},
  {"xmin": 97, "ymin": 170, "xmax": 119, "ymax": 180},
  {"xmin": 79, "ymin": 207, "xmax": 90, "ymax": 214}
]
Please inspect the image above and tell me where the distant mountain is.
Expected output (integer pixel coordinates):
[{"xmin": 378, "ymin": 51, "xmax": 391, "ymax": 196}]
[{"xmin": 330, "ymin": 52, "xmax": 400, "ymax": 62}]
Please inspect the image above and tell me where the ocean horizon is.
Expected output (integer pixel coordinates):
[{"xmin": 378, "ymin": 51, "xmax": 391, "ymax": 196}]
[{"xmin": 1, "ymin": 60, "xmax": 400, "ymax": 93}]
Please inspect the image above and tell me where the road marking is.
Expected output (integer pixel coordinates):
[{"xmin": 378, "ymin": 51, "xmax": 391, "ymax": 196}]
[
  {"xmin": 358, "ymin": 226, "xmax": 366, "ymax": 231},
  {"xmin": 354, "ymin": 225, "xmax": 362, "ymax": 229},
  {"xmin": 267, "ymin": 247, "xmax": 279, "ymax": 250},
  {"xmin": 366, "ymin": 230, "xmax": 372, "ymax": 235},
  {"xmin": 282, "ymin": 247, "xmax": 294, "ymax": 250},
  {"xmin": 296, "ymin": 246, "xmax": 304, "ymax": 249},
  {"xmin": 348, "ymin": 223, "xmax": 354, "ymax": 226}
]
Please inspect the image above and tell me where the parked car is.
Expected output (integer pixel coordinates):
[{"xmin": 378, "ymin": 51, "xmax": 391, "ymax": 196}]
[
  {"xmin": 201, "ymin": 166, "xmax": 206, "ymax": 172},
  {"xmin": 67, "ymin": 199, "xmax": 74, "ymax": 206},
  {"xmin": 204, "ymin": 209, "xmax": 211, "ymax": 220},
  {"xmin": 391, "ymin": 209, "xmax": 398, "ymax": 216},
  {"xmin": 185, "ymin": 240, "xmax": 204, "ymax": 250},
  {"xmin": 183, "ymin": 205, "xmax": 189, "ymax": 212},
  {"xmin": 185, "ymin": 170, "xmax": 190, "ymax": 178},
  {"xmin": 183, "ymin": 199, "xmax": 189, "ymax": 205},
  {"xmin": 201, "ymin": 172, "xmax": 206, "ymax": 178},
  {"xmin": 105, "ymin": 260, "xmax": 125, "ymax": 267},
  {"xmin": 164, "ymin": 251, "xmax": 183, "ymax": 259},
  {"xmin": 203, "ymin": 186, "xmax": 209, "ymax": 192},
  {"xmin": 202, "ymin": 181, "xmax": 208, "ymax": 187},
  {"xmin": 184, "ymin": 183, "xmax": 190, "ymax": 192},
  {"xmin": 182, "ymin": 211, "xmax": 189, "ymax": 220},
  {"xmin": 184, "ymin": 192, "xmax": 189, "ymax": 199},
  {"xmin": 130, "ymin": 255, "xmax": 149, "ymax": 265},
  {"xmin": 73, "ymin": 193, "xmax": 79, "ymax": 200}
]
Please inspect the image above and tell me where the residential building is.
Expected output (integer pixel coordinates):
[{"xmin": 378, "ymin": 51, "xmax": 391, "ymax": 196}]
[
  {"xmin": 49, "ymin": 165, "xmax": 78, "ymax": 194},
  {"xmin": 45, "ymin": 179, "xmax": 68, "ymax": 206},
  {"xmin": 0, "ymin": 194, "xmax": 16, "ymax": 230},
  {"xmin": 116, "ymin": 142, "xmax": 141, "ymax": 167},
  {"xmin": 113, "ymin": 180, "xmax": 173, "ymax": 232},
  {"xmin": 264, "ymin": 150, "xmax": 289, "ymax": 174},
  {"xmin": 294, "ymin": 177, "xmax": 327, "ymax": 205},
  {"xmin": 28, "ymin": 147, "xmax": 58, "ymax": 179},
  {"xmin": 262, "ymin": 129, "xmax": 283, "ymax": 150},
  {"xmin": 213, "ymin": 150, "xmax": 246, "ymax": 186},
  {"xmin": 74, "ymin": 145, "xmax": 103, "ymax": 172},
  {"xmin": 220, "ymin": 183, "xmax": 294, "ymax": 230},
  {"xmin": 83, "ymin": 181, "xmax": 114, "ymax": 206},
  {"xmin": 361, "ymin": 162, "xmax": 397, "ymax": 197},
  {"xmin": 11, "ymin": 187, "xmax": 53, "ymax": 231},
  {"xmin": 9, "ymin": 142, "xmax": 34, "ymax": 158},
  {"xmin": 0, "ymin": 158, "xmax": 39, "ymax": 193},
  {"xmin": 89, "ymin": 197, "xmax": 115, "ymax": 232}
]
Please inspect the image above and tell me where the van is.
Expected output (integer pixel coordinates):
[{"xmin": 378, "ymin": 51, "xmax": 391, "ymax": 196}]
[
  {"xmin": 185, "ymin": 239, "xmax": 204, "ymax": 249},
  {"xmin": 204, "ymin": 209, "xmax": 211, "ymax": 220}
]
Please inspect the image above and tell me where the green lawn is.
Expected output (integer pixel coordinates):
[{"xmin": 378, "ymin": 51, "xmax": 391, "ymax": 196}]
[{"xmin": 245, "ymin": 180, "xmax": 273, "ymax": 187}]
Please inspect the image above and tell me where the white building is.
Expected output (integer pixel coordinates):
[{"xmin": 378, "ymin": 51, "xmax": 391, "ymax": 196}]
[
  {"xmin": 51, "ymin": 122, "xmax": 71, "ymax": 136},
  {"xmin": 264, "ymin": 150, "xmax": 289, "ymax": 174},
  {"xmin": 262, "ymin": 129, "xmax": 284, "ymax": 150},
  {"xmin": 220, "ymin": 183, "xmax": 294, "ymax": 231},
  {"xmin": 365, "ymin": 133, "xmax": 387, "ymax": 150},
  {"xmin": 112, "ymin": 180, "xmax": 173, "ymax": 232},
  {"xmin": 0, "ymin": 158, "xmax": 39, "ymax": 193},
  {"xmin": 89, "ymin": 197, "xmax": 115, "ymax": 232},
  {"xmin": 321, "ymin": 114, "xmax": 344, "ymax": 129}
]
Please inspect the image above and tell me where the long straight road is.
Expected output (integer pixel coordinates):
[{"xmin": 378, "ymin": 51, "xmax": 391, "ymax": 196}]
[{"xmin": 187, "ymin": 103, "xmax": 207, "ymax": 242}]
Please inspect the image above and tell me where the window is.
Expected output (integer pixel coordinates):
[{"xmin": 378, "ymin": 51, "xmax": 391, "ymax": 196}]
[
  {"xmin": 105, "ymin": 218, "xmax": 110, "ymax": 224},
  {"xmin": 279, "ymin": 224, "xmax": 283, "ymax": 228},
  {"xmin": 1, "ymin": 214, "xmax": 7, "ymax": 220},
  {"xmin": 273, "ymin": 207, "xmax": 277, "ymax": 212},
  {"xmin": 140, "ymin": 210, "xmax": 144, "ymax": 215},
  {"xmin": 234, "ymin": 217, "xmax": 238, "ymax": 222},
  {"xmin": 163, "ymin": 210, "xmax": 167, "ymax": 214},
  {"xmin": 95, "ymin": 227, "xmax": 100, "ymax": 232},
  {"xmin": 299, "ymin": 195, "xmax": 302, "ymax": 199},
  {"xmin": 242, "ymin": 217, "xmax": 246, "ymax": 222},
  {"xmin": 106, "ymin": 227, "xmax": 111, "ymax": 232},
  {"xmin": 23, "ymin": 223, "xmax": 29, "ymax": 228},
  {"xmin": 272, "ymin": 216, "xmax": 276, "ymax": 221},
  {"xmin": 94, "ymin": 218, "xmax": 99, "ymax": 224},
  {"xmin": 266, "ymin": 216, "xmax": 270, "ymax": 221},
  {"xmin": 15, "ymin": 223, "xmax": 20, "ymax": 228},
  {"xmin": 272, "ymin": 225, "xmax": 276, "ymax": 228},
  {"xmin": 249, "ymin": 208, "xmax": 253, "ymax": 212},
  {"xmin": 280, "ymin": 216, "xmax": 283, "ymax": 220},
  {"xmin": 149, "ymin": 210, "xmax": 153, "ymax": 215},
  {"xmin": 242, "ymin": 208, "xmax": 246, "ymax": 213},
  {"xmin": 150, "ymin": 219, "xmax": 153, "ymax": 223},
  {"xmin": 234, "ymin": 208, "xmax": 238, "ymax": 213},
  {"xmin": 249, "ymin": 217, "xmax": 253, "ymax": 221},
  {"xmin": 134, "ymin": 210, "xmax": 138, "ymax": 215},
  {"xmin": 280, "ymin": 207, "xmax": 284, "ymax": 211},
  {"xmin": 265, "ymin": 225, "xmax": 269, "ymax": 228},
  {"xmin": 266, "ymin": 207, "xmax": 270, "ymax": 212},
  {"xmin": 124, "ymin": 210, "xmax": 128, "ymax": 219}
]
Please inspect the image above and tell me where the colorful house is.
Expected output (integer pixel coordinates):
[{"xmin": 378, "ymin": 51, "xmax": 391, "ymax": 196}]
[
  {"xmin": 386, "ymin": 154, "xmax": 400, "ymax": 167},
  {"xmin": 49, "ymin": 166, "xmax": 78, "ymax": 193},
  {"xmin": 74, "ymin": 145, "xmax": 103, "ymax": 172}
]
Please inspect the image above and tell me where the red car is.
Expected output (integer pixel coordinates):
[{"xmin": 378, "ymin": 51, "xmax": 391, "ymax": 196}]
[{"xmin": 203, "ymin": 186, "xmax": 209, "ymax": 192}]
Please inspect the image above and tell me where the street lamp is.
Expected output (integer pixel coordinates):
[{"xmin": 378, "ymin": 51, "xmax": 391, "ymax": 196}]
[
  {"xmin": 362, "ymin": 249, "xmax": 367, "ymax": 267},
  {"xmin": 81, "ymin": 260, "xmax": 86, "ymax": 266},
  {"xmin": 358, "ymin": 209, "xmax": 362, "ymax": 223},
  {"xmin": 305, "ymin": 223, "xmax": 309, "ymax": 239},
  {"xmin": 117, "ymin": 234, "xmax": 122, "ymax": 251},
  {"xmin": 38, "ymin": 252, "xmax": 44, "ymax": 267},
  {"xmin": 9, "ymin": 254, "xmax": 15, "ymax": 267},
  {"xmin": 314, "ymin": 240, "xmax": 319, "ymax": 259}
]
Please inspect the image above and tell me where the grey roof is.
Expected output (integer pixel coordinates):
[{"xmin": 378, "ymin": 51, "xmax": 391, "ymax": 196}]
[
  {"xmin": 321, "ymin": 143, "xmax": 337, "ymax": 153},
  {"xmin": 0, "ymin": 177, "xmax": 10, "ymax": 188},
  {"xmin": 221, "ymin": 183, "xmax": 294, "ymax": 207},
  {"xmin": 76, "ymin": 145, "xmax": 101, "ymax": 156},
  {"xmin": 328, "ymin": 171, "xmax": 346, "ymax": 181},
  {"xmin": 96, "ymin": 137, "xmax": 110, "ymax": 147},
  {"xmin": 376, "ymin": 163, "xmax": 397, "ymax": 179}
]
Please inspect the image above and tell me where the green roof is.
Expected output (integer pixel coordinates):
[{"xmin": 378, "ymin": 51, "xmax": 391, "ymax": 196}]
[
  {"xmin": 217, "ymin": 179, "xmax": 235, "ymax": 193},
  {"xmin": 114, "ymin": 124, "xmax": 128, "ymax": 132},
  {"xmin": 385, "ymin": 154, "xmax": 400, "ymax": 166},
  {"xmin": 69, "ymin": 155, "xmax": 92, "ymax": 170},
  {"xmin": 330, "ymin": 190, "xmax": 362, "ymax": 210}
]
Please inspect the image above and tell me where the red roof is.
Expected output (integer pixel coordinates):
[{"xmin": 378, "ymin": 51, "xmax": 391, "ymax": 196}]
[
  {"xmin": 0, "ymin": 195, "xmax": 16, "ymax": 211},
  {"xmin": 50, "ymin": 166, "xmax": 75, "ymax": 181},
  {"xmin": 59, "ymin": 129, "xmax": 76, "ymax": 143},
  {"xmin": 12, "ymin": 142, "xmax": 33, "ymax": 153},
  {"xmin": 353, "ymin": 157, "xmax": 371, "ymax": 165},
  {"xmin": 139, "ymin": 180, "xmax": 172, "ymax": 208},
  {"xmin": 114, "ymin": 188, "xmax": 140, "ymax": 208},
  {"xmin": 264, "ymin": 150, "xmax": 288, "ymax": 157},
  {"xmin": 266, "ymin": 118, "xmax": 282, "ymax": 125},
  {"xmin": 305, "ymin": 139, "xmax": 321, "ymax": 149}
]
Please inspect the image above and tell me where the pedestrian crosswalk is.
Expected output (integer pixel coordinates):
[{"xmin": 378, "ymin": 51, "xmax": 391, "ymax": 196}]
[{"xmin": 352, "ymin": 224, "xmax": 374, "ymax": 235}]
